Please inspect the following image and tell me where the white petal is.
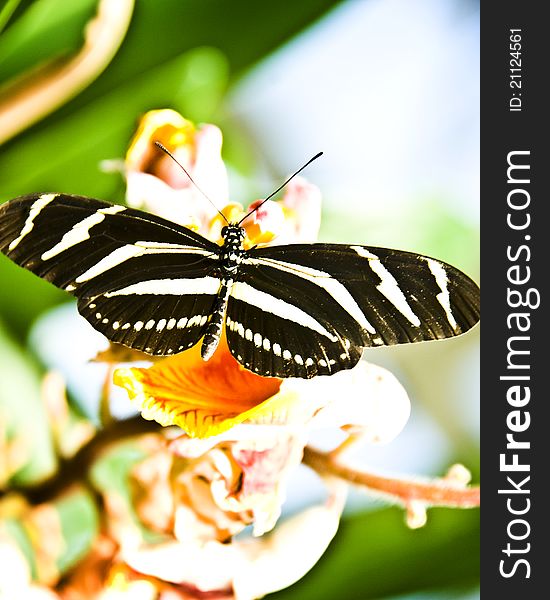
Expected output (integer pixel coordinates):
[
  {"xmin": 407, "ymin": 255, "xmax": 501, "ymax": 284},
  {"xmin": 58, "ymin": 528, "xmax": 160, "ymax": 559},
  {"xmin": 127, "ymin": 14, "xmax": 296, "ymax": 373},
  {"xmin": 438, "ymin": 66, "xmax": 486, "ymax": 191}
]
[{"xmin": 308, "ymin": 362, "xmax": 411, "ymax": 444}]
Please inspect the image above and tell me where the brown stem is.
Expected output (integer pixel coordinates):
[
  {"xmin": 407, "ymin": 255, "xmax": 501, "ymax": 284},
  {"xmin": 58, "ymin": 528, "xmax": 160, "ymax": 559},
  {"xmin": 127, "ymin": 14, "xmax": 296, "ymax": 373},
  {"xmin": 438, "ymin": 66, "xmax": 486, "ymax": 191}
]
[
  {"xmin": 302, "ymin": 446, "xmax": 480, "ymax": 508},
  {"xmin": 2, "ymin": 416, "xmax": 161, "ymax": 504}
]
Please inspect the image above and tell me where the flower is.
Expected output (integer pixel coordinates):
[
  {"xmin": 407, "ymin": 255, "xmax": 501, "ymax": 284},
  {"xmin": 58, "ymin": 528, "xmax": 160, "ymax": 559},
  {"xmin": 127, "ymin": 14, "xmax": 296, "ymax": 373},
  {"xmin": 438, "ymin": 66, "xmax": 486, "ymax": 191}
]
[
  {"xmin": 88, "ymin": 426, "xmax": 353, "ymax": 599},
  {"xmin": 124, "ymin": 109, "xmax": 229, "ymax": 233},
  {"xmin": 118, "ymin": 474, "xmax": 348, "ymax": 600},
  {"xmin": 114, "ymin": 341, "xmax": 410, "ymax": 441},
  {"xmin": 122, "ymin": 109, "xmax": 322, "ymax": 248},
  {"xmin": 109, "ymin": 356, "xmax": 412, "ymax": 588},
  {"xmin": 105, "ymin": 112, "xmax": 429, "ymax": 597},
  {"xmin": 113, "ymin": 337, "xmax": 282, "ymax": 438}
]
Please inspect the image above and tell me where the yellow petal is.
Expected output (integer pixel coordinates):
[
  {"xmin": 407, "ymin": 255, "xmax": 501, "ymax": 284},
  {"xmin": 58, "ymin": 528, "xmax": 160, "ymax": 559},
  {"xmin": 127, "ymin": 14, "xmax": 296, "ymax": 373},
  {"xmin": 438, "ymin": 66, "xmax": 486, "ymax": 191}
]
[
  {"xmin": 125, "ymin": 109, "xmax": 196, "ymax": 173},
  {"xmin": 113, "ymin": 340, "xmax": 282, "ymax": 438}
]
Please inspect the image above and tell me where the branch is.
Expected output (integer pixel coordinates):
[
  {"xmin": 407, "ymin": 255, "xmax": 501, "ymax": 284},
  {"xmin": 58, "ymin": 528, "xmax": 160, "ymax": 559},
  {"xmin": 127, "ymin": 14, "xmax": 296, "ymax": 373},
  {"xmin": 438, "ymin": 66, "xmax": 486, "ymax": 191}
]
[
  {"xmin": 3, "ymin": 416, "xmax": 160, "ymax": 504},
  {"xmin": 302, "ymin": 446, "xmax": 479, "ymax": 527}
]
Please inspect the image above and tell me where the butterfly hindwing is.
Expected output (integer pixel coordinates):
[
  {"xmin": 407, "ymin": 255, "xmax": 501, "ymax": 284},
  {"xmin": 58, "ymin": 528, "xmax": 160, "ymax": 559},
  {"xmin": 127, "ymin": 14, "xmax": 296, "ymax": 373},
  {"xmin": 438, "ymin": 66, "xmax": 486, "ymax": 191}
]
[
  {"xmin": 225, "ymin": 251, "xmax": 371, "ymax": 377},
  {"xmin": 78, "ymin": 291, "xmax": 219, "ymax": 356},
  {"xmin": 225, "ymin": 290, "xmax": 364, "ymax": 378}
]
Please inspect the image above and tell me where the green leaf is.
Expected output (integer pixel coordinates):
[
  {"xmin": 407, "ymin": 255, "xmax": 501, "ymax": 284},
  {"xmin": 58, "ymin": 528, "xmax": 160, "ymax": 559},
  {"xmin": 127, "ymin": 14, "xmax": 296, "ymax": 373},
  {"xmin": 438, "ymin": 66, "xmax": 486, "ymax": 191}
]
[
  {"xmin": 0, "ymin": 46, "xmax": 229, "ymax": 201},
  {"xmin": 0, "ymin": 0, "xmax": 96, "ymax": 84},
  {"xmin": 55, "ymin": 487, "xmax": 99, "ymax": 573},
  {"xmin": 270, "ymin": 507, "xmax": 480, "ymax": 600},
  {"xmin": 90, "ymin": 440, "xmax": 164, "ymax": 544},
  {"xmin": 0, "ymin": 320, "xmax": 57, "ymax": 485}
]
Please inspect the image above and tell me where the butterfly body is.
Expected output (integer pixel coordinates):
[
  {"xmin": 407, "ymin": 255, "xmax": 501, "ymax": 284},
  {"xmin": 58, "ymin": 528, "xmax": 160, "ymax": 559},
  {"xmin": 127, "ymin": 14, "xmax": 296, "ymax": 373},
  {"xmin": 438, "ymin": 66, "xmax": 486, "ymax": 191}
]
[{"xmin": 0, "ymin": 193, "xmax": 480, "ymax": 379}]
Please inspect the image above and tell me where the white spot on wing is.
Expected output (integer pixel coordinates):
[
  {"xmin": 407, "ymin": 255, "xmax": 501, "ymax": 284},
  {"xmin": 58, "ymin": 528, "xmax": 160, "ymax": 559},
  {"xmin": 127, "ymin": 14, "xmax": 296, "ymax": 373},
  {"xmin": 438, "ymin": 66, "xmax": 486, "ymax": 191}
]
[
  {"xmin": 9, "ymin": 194, "xmax": 57, "ymax": 251},
  {"xmin": 187, "ymin": 315, "xmax": 202, "ymax": 328}
]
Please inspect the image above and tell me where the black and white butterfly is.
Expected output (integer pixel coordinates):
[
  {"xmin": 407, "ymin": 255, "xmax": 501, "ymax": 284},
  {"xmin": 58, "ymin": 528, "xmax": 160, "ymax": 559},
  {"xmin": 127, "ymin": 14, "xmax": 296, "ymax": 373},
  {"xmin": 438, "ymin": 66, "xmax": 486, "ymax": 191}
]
[{"xmin": 0, "ymin": 190, "xmax": 479, "ymax": 379}]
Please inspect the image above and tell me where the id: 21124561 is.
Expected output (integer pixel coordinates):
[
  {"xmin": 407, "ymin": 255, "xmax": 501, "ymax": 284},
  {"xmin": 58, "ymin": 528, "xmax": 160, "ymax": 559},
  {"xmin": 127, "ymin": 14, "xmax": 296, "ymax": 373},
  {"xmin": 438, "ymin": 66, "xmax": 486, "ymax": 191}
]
[{"xmin": 509, "ymin": 28, "xmax": 522, "ymax": 112}]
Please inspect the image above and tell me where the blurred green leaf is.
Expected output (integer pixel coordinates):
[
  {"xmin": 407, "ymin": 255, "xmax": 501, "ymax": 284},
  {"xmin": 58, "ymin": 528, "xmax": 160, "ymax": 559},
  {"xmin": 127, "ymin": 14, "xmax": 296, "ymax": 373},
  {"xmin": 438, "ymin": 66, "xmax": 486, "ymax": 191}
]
[
  {"xmin": 0, "ymin": 487, "xmax": 99, "ymax": 580},
  {"xmin": 0, "ymin": 0, "xmax": 96, "ymax": 83},
  {"xmin": 55, "ymin": 487, "xmax": 99, "ymax": 573},
  {"xmin": 270, "ymin": 506, "xmax": 479, "ymax": 600},
  {"xmin": 90, "ymin": 440, "xmax": 164, "ymax": 544},
  {"xmin": 0, "ymin": 0, "xmax": 23, "ymax": 34},
  {"xmin": 0, "ymin": 258, "xmax": 67, "ymax": 339},
  {"xmin": 0, "ymin": 46, "xmax": 228, "ymax": 201},
  {"xmin": 0, "ymin": 320, "xmax": 56, "ymax": 485}
]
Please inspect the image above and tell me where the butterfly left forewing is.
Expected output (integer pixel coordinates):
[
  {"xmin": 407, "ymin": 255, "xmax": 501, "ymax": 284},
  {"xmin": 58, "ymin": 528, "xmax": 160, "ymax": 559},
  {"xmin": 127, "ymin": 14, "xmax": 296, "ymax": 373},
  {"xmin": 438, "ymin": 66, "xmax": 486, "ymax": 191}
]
[
  {"xmin": 0, "ymin": 193, "xmax": 222, "ymax": 355},
  {"xmin": 0, "ymin": 193, "xmax": 219, "ymax": 290}
]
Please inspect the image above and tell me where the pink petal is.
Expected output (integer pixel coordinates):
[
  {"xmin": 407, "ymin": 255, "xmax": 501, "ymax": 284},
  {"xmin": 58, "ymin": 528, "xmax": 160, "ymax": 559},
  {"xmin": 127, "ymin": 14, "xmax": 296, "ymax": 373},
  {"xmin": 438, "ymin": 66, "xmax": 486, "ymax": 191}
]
[{"xmin": 281, "ymin": 176, "xmax": 322, "ymax": 242}]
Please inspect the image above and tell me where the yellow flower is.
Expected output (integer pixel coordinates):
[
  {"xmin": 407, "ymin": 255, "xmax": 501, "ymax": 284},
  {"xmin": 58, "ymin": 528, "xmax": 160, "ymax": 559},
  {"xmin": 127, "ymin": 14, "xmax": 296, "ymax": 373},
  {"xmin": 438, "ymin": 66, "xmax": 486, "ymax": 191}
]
[
  {"xmin": 123, "ymin": 109, "xmax": 322, "ymax": 247},
  {"xmin": 124, "ymin": 109, "xmax": 229, "ymax": 232}
]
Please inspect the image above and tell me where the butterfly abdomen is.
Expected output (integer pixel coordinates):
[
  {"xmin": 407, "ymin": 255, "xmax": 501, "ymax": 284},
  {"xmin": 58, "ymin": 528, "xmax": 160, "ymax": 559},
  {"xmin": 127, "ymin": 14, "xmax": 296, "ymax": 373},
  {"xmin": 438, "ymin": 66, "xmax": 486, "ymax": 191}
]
[{"xmin": 201, "ymin": 277, "xmax": 234, "ymax": 361}]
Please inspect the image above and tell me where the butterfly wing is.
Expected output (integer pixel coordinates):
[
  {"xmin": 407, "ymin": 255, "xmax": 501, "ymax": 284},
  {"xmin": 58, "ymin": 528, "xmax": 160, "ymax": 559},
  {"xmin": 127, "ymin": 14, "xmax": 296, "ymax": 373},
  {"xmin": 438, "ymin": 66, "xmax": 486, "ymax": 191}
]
[
  {"xmin": 0, "ymin": 194, "xmax": 221, "ymax": 355},
  {"xmin": 225, "ymin": 243, "xmax": 479, "ymax": 378}
]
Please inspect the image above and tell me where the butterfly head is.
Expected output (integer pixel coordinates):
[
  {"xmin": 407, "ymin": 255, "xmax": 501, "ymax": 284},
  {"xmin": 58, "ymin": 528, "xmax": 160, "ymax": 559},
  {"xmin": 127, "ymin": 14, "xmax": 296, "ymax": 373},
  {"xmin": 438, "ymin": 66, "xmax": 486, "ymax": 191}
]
[{"xmin": 221, "ymin": 225, "xmax": 246, "ymax": 246}]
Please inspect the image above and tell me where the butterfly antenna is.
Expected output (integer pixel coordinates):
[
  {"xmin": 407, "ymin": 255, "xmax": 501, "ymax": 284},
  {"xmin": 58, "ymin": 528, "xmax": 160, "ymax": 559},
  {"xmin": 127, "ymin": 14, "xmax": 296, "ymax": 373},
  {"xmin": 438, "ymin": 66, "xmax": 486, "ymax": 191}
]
[
  {"xmin": 154, "ymin": 141, "xmax": 229, "ymax": 224},
  {"xmin": 237, "ymin": 152, "xmax": 323, "ymax": 225}
]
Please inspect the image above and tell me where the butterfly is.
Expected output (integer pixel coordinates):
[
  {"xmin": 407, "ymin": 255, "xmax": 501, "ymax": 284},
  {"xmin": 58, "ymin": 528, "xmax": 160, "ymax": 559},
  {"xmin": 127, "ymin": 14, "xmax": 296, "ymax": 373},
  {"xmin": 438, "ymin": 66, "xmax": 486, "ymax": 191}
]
[{"xmin": 0, "ymin": 188, "xmax": 480, "ymax": 379}]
